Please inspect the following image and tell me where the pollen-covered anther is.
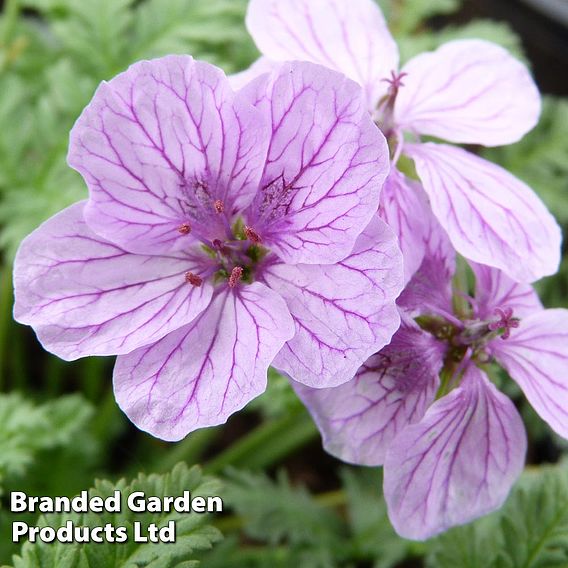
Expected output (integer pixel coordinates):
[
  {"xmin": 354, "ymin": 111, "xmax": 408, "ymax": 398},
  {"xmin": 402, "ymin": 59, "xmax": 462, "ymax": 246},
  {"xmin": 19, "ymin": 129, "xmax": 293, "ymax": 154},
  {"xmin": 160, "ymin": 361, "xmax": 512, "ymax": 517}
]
[
  {"xmin": 214, "ymin": 199, "xmax": 225, "ymax": 214},
  {"xmin": 177, "ymin": 223, "xmax": 191, "ymax": 235},
  {"xmin": 245, "ymin": 226, "xmax": 262, "ymax": 244},
  {"xmin": 488, "ymin": 307, "xmax": 520, "ymax": 340},
  {"xmin": 184, "ymin": 272, "xmax": 203, "ymax": 287},
  {"xmin": 229, "ymin": 266, "xmax": 244, "ymax": 288}
]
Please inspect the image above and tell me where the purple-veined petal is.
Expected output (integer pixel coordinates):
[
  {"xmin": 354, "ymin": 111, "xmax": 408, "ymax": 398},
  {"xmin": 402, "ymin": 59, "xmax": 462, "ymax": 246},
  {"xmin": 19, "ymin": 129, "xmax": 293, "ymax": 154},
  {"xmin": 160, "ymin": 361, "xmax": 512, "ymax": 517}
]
[
  {"xmin": 13, "ymin": 202, "xmax": 213, "ymax": 361},
  {"xmin": 384, "ymin": 365, "xmax": 526, "ymax": 540},
  {"xmin": 395, "ymin": 40, "xmax": 541, "ymax": 146},
  {"xmin": 469, "ymin": 261, "xmax": 542, "ymax": 320},
  {"xmin": 294, "ymin": 318, "xmax": 444, "ymax": 465},
  {"xmin": 493, "ymin": 308, "xmax": 568, "ymax": 440},
  {"xmin": 228, "ymin": 57, "xmax": 274, "ymax": 91},
  {"xmin": 380, "ymin": 169, "xmax": 429, "ymax": 284},
  {"xmin": 265, "ymin": 216, "xmax": 403, "ymax": 388},
  {"xmin": 69, "ymin": 55, "xmax": 269, "ymax": 254},
  {"xmin": 246, "ymin": 0, "xmax": 398, "ymax": 109},
  {"xmin": 113, "ymin": 283, "xmax": 295, "ymax": 441},
  {"xmin": 407, "ymin": 143, "xmax": 561, "ymax": 283},
  {"xmin": 242, "ymin": 61, "xmax": 390, "ymax": 265},
  {"xmin": 397, "ymin": 210, "xmax": 455, "ymax": 318}
]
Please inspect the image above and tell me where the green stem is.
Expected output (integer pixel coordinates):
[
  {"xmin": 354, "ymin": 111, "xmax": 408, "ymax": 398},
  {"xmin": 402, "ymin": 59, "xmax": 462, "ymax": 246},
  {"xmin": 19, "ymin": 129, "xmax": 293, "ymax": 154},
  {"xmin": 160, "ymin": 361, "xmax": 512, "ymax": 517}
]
[
  {"xmin": 1, "ymin": 0, "xmax": 20, "ymax": 46},
  {"xmin": 204, "ymin": 406, "xmax": 318, "ymax": 474},
  {"xmin": 157, "ymin": 428, "xmax": 219, "ymax": 473}
]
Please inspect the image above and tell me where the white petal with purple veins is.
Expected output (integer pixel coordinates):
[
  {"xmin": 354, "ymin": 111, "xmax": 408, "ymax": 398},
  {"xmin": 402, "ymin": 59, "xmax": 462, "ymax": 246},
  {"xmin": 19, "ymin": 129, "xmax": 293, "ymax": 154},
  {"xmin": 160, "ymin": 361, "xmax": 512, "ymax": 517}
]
[
  {"xmin": 493, "ymin": 309, "xmax": 568, "ymax": 439},
  {"xmin": 407, "ymin": 143, "xmax": 561, "ymax": 283},
  {"xmin": 242, "ymin": 61, "xmax": 390, "ymax": 265},
  {"xmin": 69, "ymin": 55, "xmax": 269, "ymax": 254},
  {"xmin": 265, "ymin": 217, "xmax": 403, "ymax": 388},
  {"xmin": 384, "ymin": 366, "xmax": 527, "ymax": 540},
  {"xmin": 246, "ymin": 0, "xmax": 398, "ymax": 109},
  {"xmin": 294, "ymin": 319, "xmax": 444, "ymax": 465},
  {"xmin": 113, "ymin": 283, "xmax": 295, "ymax": 441},
  {"xmin": 13, "ymin": 202, "xmax": 213, "ymax": 360},
  {"xmin": 228, "ymin": 57, "xmax": 275, "ymax": 90},
  {"xmin": 395, "ymin": 40, "xmax": 541, "ymax": 146}
]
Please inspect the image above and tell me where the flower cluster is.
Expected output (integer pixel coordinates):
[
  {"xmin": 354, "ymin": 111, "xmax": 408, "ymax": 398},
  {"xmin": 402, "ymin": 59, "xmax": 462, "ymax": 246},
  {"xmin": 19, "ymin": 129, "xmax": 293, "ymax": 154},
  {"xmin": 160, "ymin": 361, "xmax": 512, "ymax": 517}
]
[{"xmin": 238, "ymin": 0, "xmax": 568, "ymax": 540}]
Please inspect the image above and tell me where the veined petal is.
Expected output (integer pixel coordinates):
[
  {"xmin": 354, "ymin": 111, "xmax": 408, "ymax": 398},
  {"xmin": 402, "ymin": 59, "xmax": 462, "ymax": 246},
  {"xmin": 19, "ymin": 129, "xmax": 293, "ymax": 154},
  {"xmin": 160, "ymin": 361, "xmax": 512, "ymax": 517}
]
[
  {"xmin": 113, "ymin": 283, "xmax": 295, "ymax": 441},
  {"xmin": 265, "ymin": 217, "xmax": 403, "ymax": 388},
  {"xmin": 228, "ymin": 57, "xmax": 274, "ymax": 91},
  {"xmin": 294, "ymin": 319, "xmax": 444, "ymax": 465},
  {"xmin": 397, "ymin": 210, "xmax": 455, "ymax": 318},
  {"xmin": 242, "ymin": 61, "xmax": 390, "ymax": 264},
  {"xmin": 246, "ymin": 0, "xmax": 398, "ymax": 109},
  {"xmin": 407, "ymin": 143, "xmax": 561, "ymax": 283},
  {"xmin": 69, "ymin": 55, "xmax": 269, "ymax": 254},
  {"xmin": 395, "ymin": 40, "xmax": 541, "ymax": 146},
  {"xmin": 380, "ymin": 169, "xmax": 429, "ymax": 284},
  {"xmin": 384, "ymin": 366, "xmax": 526, "ymax": 540},
  {"xmin": 13, "ymin": 202, "xmax": 213, "ymax": 361},
  {"xmin": 469, "ymin": 261, "xmax": 542, "ymax": 320},
  {"xmin": 493, "ymin": 309, "xmax": 568, "ymax": 440}
]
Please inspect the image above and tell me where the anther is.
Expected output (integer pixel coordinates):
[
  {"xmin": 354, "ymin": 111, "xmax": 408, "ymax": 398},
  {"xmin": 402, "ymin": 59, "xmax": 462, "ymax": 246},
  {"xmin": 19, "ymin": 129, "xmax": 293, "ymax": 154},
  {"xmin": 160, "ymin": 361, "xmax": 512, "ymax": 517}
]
[
  {"xmin": 178, "ymin": 223, "xmax": 191, "ymax": 235},
  {"xmin": 184, "ymin": 272, "xmax": 203, "ymax": 287},
  {"xmin": 229, "ymin": 266, "xmax": 243, "ymax": 288},
  {"xmin": 245, "ymin": 226, "xmax": 262, "ymax": 244},
  {"xmin": 214, "ymin": 199, "xmax": 225, "ymax": 214}
]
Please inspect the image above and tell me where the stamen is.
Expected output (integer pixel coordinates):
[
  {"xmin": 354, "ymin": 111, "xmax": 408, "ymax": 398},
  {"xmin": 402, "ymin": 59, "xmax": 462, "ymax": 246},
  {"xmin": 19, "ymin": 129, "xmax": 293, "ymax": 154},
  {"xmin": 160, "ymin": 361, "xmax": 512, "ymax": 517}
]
[
  {"xmin": 229, "ymin": 266, "xmax": 243, "ymax": 288},
  {"xmin": 214, "ymin": 199, "xmax": 225, "ymax": 214},
  {"xmin": 178, "ymin": 223, "xmax": 192, "ymax": 235},
  {"xmin": 244, "ymin": 226, "xmax": 262, "ymax": 244},
  {"xmin": 184, "ymin": 272, "xmax": 203, "ymax": 287}
]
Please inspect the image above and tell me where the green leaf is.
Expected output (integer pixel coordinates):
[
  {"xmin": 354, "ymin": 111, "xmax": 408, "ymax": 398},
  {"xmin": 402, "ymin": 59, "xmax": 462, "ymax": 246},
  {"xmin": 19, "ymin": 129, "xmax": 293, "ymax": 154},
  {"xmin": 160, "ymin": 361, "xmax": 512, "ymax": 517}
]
[{"xmin": 8, "ymin": 464, "xmax": 222, "ymax": 568}]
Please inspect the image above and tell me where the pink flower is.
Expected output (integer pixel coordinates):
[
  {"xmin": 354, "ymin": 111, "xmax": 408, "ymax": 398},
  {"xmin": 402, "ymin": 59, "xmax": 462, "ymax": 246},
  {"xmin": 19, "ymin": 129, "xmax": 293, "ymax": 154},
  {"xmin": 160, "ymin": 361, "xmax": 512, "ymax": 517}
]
[
  {"xmin": 241, "ymin": 0, "xmax": 562, "ymax": 283},
  {"xmin": 14, "ymin": 56, "xmax": 404, "ymax": 440},
  {"xmin": 296, "ymin": 216, "xmax": 568, "ymax": 539}
]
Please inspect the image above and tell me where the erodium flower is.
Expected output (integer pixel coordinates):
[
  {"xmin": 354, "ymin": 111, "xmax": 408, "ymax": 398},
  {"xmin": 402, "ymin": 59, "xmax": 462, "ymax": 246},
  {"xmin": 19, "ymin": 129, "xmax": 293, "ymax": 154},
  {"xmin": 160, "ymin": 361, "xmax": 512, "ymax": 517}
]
[
  {"xmin": 13, "ymin": 55, "xmax": 404, "ymax": 440},
  {"xmin": 240, "ymin": 0, "xmax": 562, "ymax": 284},
  {"xmin": 296, "ymin": 215, "xmax": 568, "ymax": 540}
]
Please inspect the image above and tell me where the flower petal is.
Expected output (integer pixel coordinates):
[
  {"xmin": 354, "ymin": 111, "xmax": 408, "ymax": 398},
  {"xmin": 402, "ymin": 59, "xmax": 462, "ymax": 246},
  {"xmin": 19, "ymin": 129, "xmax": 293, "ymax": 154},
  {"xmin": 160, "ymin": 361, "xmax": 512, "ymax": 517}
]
[
  {"xmin": 113, "ymin": 283, "xmax": 295, "ymax": 441},
  {"xmin": 384, "ymin": 366, "xmax": 526, "ymax": 540},
  {"xmin": 395, "ymin": 40, "xmax": 541, "ymax": 146},
  {"xmin": 13, "ymin": 202, "xmax": 213, "ymax": 360},
  {"xmin": 228, "ymin": 57, "xmax": 274, "ymax": 91},
  {"xmin": 69, "ymin": 55, "xmax": 269, "ymax": 254},
  {"xmin": 380, "ymin": 169, "xmax": 429, "ymax": 284},
  {"xmin": 407, "ymin": 143, "xmax": 561, "ymax": 283},
  {"xmin": 242, "ymin": 61, "xmax": 390, "ymax": 264},
  {"xmin": 493, "ymin": 309, "xmax": 568, "ymax": 439},
  {"xmin": 246, "ymin": 0, "xmax": 398, "ymax": 108},
  {"xmin": 397, "ymin": 210, "xmax": 455, "ymax": 318},
  {"xmin": 469, "ymin": 262, "xmax": 542, "ymax": 320},
  {"xmin": 294, "ymin": 319, "xmax": 444, "ymax": 465},
  {"xmin": 265, "ymin": 216, "xmax": 403, "ymax": 388}
]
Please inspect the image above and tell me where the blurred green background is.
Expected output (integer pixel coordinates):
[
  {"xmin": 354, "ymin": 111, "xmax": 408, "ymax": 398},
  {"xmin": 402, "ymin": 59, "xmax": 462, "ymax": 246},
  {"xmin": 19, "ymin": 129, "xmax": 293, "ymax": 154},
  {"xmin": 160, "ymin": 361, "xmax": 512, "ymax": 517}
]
[{"xmin": 0, "ymin": 0, "xmax": 567, "ymax": 566}]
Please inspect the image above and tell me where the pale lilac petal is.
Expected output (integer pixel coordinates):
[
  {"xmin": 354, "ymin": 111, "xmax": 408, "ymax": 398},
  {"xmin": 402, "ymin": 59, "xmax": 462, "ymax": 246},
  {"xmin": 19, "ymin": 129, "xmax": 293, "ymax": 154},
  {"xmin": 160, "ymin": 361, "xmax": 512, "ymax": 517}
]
[
  {"xmin": 397, "ymin": 211, "xmax": 455, "ymax": 318},
  {"xmin": 294, "ymin": 319, "xmax": 444, "ymax": 465},
  {"xmin": 113, "ymin": 283, "xmax": 295, "ymax": 441},
  {"xmin": 13, "ymin": 202, "xmax": 213, "ymax": 361},
  {"xmin": 384, "ymin": 365, "xmax": 526, "ymax": 540},
  {"xmin": 228, "ymin": 57, "xmax": 274, "ymax": 91},
  {"xmin": 265, "ymin": 216, "xmax": 403, "ymax": 388},
  {"xmin": 242, "ymin": 61, "xmax": 390, "ymax": 265},
  {"xmin": 395, "ymin": 40, "xmax": 541, "ymax": 146},
  {"xmin": 246, "ymin": 0, "xmax": 398, "ymax": 108},
  {"xmin": 469, "ymin": 262, "xmax": 542, "ymax": 320},
  {"xmin": 69, "ymin": 55, "xmax": 269, "ymax": 254},
  {"xmin": 407, "ymin": 143, "xmax": 561, "ymax": 283},
  {"xmin": 379, "ymin": 169, "xmax": 429, "ymax": 284},
  {"xmin": 493, "ymin": 309, "xmax": 568, "ymax": 440}
]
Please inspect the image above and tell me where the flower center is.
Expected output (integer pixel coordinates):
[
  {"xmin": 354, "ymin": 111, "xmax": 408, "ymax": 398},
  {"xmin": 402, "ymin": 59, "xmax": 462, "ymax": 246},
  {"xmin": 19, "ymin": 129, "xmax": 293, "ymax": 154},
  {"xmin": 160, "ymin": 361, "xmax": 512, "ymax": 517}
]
[{"xmin": 374, "ymin": 70, "xmax": 407, "ymax": 137}]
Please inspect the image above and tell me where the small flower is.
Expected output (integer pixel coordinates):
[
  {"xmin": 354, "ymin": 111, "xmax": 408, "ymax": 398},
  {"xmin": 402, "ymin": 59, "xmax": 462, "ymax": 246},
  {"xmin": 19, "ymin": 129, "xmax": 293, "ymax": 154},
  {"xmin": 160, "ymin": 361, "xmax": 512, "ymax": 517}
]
[
  {"xmin": 14, "ymin": 55, "xmax": 404, "ymax": 441},
  {"xmin": 241, "ymin": 0, "xmax": 561, "ymax": 284},
  {"xmin": 296, "ymin": 217, "xmax": 568, "ymax": 539}
]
